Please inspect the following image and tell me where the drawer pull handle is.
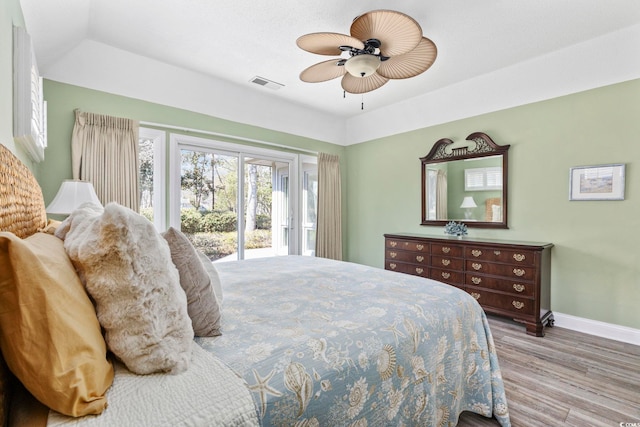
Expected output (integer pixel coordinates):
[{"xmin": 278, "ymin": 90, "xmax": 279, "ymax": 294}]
[
  {"xmin": 471, "ymin": 277, "xmax": 482, "ymax": 285},
  {"xmin": 389, "ymin": 252, "xmax": 397, "ymax": 258},
  {"xmin": 415, "ymin": 268, "xmax": 424, "ymax": 274},
  {"xmin": 416, "ymin": 244, "xmax": 424, "ymax": 251},
  {"xmin": 471, "ymin": 249, "xmax": 482, "ymax": 257},
  {"xmin": 470, "ymin": 292, "xmax": 481, "ymax": 300},
  {"xmin": 416, "ymin": 256, "xmax": 424, "ymax": 262},
  {"xmin": 389, "ymin": 263, "xmax": 397, "ymax": 270},
  {"xmin": 389, "ymin": 241, "xmax": 397, "ymax": 247},
  {"xmin": 513, "ymin": 253, "xmax": 526, "ymax": 262},
  {"xmin": 494, "ymin": 250, "xmax": 501, "ymax": 255},
  {"xmin": 513, "ymin": 284, "xmax": 525, "ymax": 292},
  {"xmin": 441, "ymin": 272, "xmax": 451, "ymax": 279},
  {"xmin": 472, "ymin": 263, "xmax": 482, "ymax": 271},
  {"xmin": 442, "ymin": 247, "xmax": 451, "ymax": 254},
  {"xmin": 441, "ymin": 259, "xmax": 451, "ymax": 266},
  {"xmin": 513, "ymin": 268, "xmax": 525, "ymax": 277},
  {"xmin": 512, "ymin": 301, "xmax": 524, "ymax": 310}
]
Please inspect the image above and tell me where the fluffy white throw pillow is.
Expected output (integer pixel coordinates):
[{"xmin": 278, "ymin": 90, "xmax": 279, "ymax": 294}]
[{"xmin": 57, "ymin": 202, "xmax": 194, "ymax": 375}]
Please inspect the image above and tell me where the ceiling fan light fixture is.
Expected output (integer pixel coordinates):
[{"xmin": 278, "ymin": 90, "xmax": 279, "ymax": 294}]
[
  {"xmin": 344, "ymin": 54, "xmax": 380, "ymax": 78},
  {"xmin": 296, "ymin": 9, "xmax": 437, "ymax": 101}
]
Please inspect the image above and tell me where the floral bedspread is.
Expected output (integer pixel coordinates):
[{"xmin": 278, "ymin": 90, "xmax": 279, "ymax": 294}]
[{"xmin": 197, "ymin": 256, "xmax": 511, "ymax": 427}]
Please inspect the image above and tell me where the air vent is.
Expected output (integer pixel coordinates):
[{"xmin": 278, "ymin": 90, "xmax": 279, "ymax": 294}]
[{"xmin": 249, "ymin": 76, "xmax": 284, "ymax": 91}]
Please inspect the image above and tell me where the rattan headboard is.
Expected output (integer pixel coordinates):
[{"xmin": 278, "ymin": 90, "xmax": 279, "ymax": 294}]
[
  {"xmin": 0, "ymin": 143, "xmax": 48, "ymax": 426},
  {"xmin": 0, "ymin": 145, "xmax": 47, "ymax": 238}
]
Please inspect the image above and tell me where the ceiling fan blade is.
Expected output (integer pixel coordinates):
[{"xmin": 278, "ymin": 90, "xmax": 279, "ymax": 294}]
[
  {"xmin": 341, "ymin": 72, "xmax": 389, "ymax": 94},
  {"xmin": 350, "ymin": 10, "xmax": 422, "ymax": 57},
  {"xmin": 300, "ymin": 59, "xmax": 347, "ymax": 83},
  {"xmin": 377, "ymin": 37, "xmax": 437, "ymax": 79},
  {"xmin": 296, "ymin": 32, "xmax": 365, "ymax": 56}
]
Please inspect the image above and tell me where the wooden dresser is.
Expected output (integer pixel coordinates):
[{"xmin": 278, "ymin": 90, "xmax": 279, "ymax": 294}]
[{"xmin": 384, "ymin": 233, "xmax": 553, "ymax": 336}]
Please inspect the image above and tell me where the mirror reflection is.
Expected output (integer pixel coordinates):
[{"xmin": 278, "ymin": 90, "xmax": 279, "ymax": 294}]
[
  {"xmin": 425, "ymin": 156, "xmax": 503, "ymax": 222},
  {"xmin": 421, "ymin": 132, "xmax": 509, "ymax": 229}
]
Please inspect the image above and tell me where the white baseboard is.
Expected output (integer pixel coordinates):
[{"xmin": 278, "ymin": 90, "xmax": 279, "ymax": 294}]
[{"xmin": 553, "ymin": 312, "xmax": 640, "ymax": 346}]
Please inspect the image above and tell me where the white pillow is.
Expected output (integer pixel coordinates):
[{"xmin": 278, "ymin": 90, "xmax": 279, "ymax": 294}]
[
  {"xmin": 492, "ymin": 204, "xmax": 502, "ymax": 222},
  {"xmin": 57, "ymin": 202, "xmax": 194, "ymax": 375}
]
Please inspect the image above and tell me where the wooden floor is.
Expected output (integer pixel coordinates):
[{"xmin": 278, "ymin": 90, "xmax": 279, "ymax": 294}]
[{"xmin": 456, "ymin": 316, "xmax": 640, "ymax": 427}]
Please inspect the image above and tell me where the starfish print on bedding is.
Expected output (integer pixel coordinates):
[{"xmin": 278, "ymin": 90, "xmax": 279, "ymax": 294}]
[
  {"xmin": 382, "ymin": 320, "xmax": 406, "ymax": 345},
  {"xmin": 248, "ymin": 368, "xmax": 283, "ymax": 418}
]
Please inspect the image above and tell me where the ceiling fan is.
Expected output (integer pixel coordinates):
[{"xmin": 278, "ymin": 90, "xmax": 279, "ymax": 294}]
[{"xmin": 296, "ymin": 10, "xmax": 437, "ymax": 95}]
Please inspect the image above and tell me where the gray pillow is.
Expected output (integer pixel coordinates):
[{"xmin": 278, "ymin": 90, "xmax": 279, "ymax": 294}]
[
  {"xmin": 162, "ymin": 227, "xmax": 222, "ymax": 337},
  {"xmin": 197, "ymin": 251, "xmax": 223, "ymax": 305}
]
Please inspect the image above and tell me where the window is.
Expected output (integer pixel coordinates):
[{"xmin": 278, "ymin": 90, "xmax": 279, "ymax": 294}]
[
  {"xmin": 137, "ymin": 128, "xmax": 317, "ymax": 258},
  {"xmin": 166, "ymin": 134, "xmax": 316, "ymax": 261},
  {"xmin": 464, "ymin": 167, "xmax": 502, "ymax": 191},
  {"xmin": 13, "ymin": 26, "xmax": 46, "ymax": 162},
  {"xmin": 138, "ymin": 128, "xmax": 166, "ymax": 231},
  {"xmin": 426, "ymin": 169, "xmax": 438, "ymax": 219},
  {"xmin": 301, "ymin": 156, "xmax": 318, "ymax": 255}
]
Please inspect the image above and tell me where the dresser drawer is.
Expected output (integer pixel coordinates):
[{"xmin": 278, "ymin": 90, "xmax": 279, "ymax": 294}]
[
  {"xmin": 430, "ymin": 267, "xmax": 464, "ymax": 287},
  {"xmin": 385, "ymin": 260, "xmax": 429, "ymax": 278},
  {"xmin": 430, "ymin": 243, "xmax": 463, "ymax": 257},
  {"xmin": 465, "ymin": 274, "xmax": 534, "ymax": 297},
  {"xmin": 386, "ymin": 249, "xmax": 429, "ymax": 264},
  {"xmin": 466, "ymin": 260, "xmax": 537, "ymax": 281},
  {"xmin": 466, "ymin": 288, "xmax": 535, "ymax": 316},
  {"xmin": 386, "ymin": 239, "xmax": 429, "ymax": 253},
  {"xmin": 465, "ymin": 247, "xmax": 537, "ymax": 266},
  {"xmin": 431, "ymin": 255, "xmax": 464, "ymax": 270}
]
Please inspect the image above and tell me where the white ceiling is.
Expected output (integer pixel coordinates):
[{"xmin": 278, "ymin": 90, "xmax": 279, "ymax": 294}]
[{"xmin": 19, "ymin": 0, "xmax": 640, "ymax": 145}]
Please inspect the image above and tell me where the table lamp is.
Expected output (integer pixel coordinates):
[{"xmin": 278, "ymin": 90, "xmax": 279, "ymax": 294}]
[
  {"xmin": 46, "ymin": 179, "xmax": 101, "ymax": 215},
  {"xmin": 460, "ymin": 196, "xmax": 477, "ymax": 220}
]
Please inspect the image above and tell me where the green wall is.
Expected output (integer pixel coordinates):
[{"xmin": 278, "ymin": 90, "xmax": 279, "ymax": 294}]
[{"xmin": 345, "ymin": 78, "xmax": 640, "ymax": 329}]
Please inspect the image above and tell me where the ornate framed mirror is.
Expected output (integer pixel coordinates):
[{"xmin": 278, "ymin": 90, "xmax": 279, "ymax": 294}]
[{"xmin": 420, "ymin": 132, "xmax": 510, "ymax": 228}]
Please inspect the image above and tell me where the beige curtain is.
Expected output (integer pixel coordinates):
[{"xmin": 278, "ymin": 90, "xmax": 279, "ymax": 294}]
[
  {"xmin": 72, "ymin": 109, "xmax": 140, "ymax": 211},
  {"xmin": 435, "ymin": 170, "xmax": 448, "ymax": 220},
  {"xmin": 315, "ymin": 153, "xmax": 342, "ymax": 260}
]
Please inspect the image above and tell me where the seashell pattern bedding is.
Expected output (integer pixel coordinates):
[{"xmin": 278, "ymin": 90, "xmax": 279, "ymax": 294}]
[{"xmin": 198, "ymin": 255, "xmax": 511, "ymax": 427}]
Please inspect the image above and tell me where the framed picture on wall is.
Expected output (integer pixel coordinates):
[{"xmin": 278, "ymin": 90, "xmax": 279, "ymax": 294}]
[{"xmin": 569, "ymin": 163, "xmax": 625, "ymax": 201}]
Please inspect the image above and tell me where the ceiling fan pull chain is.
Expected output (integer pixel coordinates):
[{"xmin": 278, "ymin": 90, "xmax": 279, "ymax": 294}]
[
  {"xmin": 343, "ymin": 90, "xmax": 346, "ymax": 98},
  {"xmin": 361, "ymin": 94, "xmax": 364, "ymax": 110}
]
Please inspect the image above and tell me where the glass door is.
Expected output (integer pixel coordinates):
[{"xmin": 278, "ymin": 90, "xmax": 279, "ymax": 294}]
[
  {"xmin": 170, "ymin": 135, "xmax": 299, "ymax": 262},
  {"xmin": 242, "ymin": 157, "xmax": 291, "ymax": 259},
  {"xmin": 177, "ymin": 146, "xmax": 240, "ymax": 261}
]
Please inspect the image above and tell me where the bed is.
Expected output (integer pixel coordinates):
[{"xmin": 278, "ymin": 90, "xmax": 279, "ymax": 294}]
[{"xmin": 0, "ymin": 143, "xmax": 511, "ymax": 427}]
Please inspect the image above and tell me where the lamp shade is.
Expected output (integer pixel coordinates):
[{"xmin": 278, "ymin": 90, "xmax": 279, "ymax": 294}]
[
  {"xmin": 46, "ymin": 180, "xmax": 101, "ymax": 214},
  {"xmin": 344, "ymin": 54, "xmax": 381, "ymax": 78},
  {"xmin": 460, "ymin": 196, "xmax": 477, "ymax": 209}
]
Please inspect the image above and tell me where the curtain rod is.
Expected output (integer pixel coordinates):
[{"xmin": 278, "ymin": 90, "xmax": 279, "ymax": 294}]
[{"xmin": 139, "ymin": 121, "xmax": 319, "ymax": 155}]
